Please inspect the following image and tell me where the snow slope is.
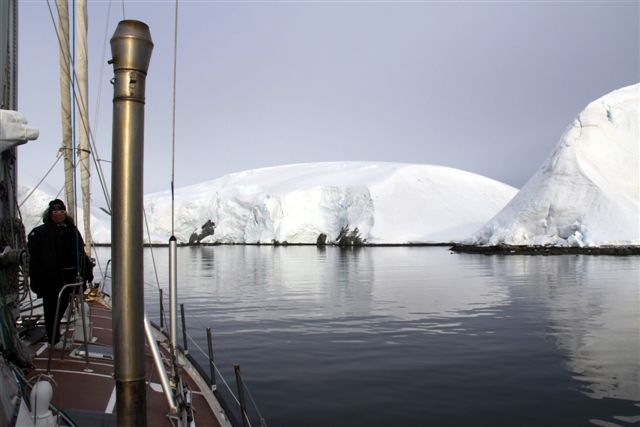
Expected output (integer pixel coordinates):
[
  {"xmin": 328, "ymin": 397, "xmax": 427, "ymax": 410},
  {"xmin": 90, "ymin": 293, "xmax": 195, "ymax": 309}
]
[
  {"xmin": 468, "ymin": 84, "xmax": 640, "ymax": 247},
  {"xmin": 144, "ymin": 162, "xmax": 516, "ymax": 244},
  {"xmin": 19, "ymin": 162, "xmax": 515, "ymax": 245},
  {"xmin": 19, "ymin": 185, "xmax": 112, "ymax": 244}
]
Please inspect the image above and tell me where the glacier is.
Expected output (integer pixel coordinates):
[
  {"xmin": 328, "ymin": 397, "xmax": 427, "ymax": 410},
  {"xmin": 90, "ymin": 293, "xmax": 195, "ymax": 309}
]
[
  {"xmin": 19, "ymin": 85, "xmax": 638, "ymax": 248},
  {"xmin": 143, "ymin": 162, "xmax": 517, "ymax": 245},
  {"xmin": 20, "ymin": 162, "xmax": 516, "ymax": 245}
]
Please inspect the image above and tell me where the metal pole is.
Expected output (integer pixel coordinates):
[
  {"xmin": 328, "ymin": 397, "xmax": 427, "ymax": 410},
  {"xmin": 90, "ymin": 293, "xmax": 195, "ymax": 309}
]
[
  {"xmin": 46, "ymin": 282, "xmax": 83, "ymax": 374},
  {"xmin": 206, "ymin": 327, "xmax": 216, "ymax": 391},
  {"xmin": 234, "ymin": 364, "xmax": 249, "ymax": 427},
  {"xmin": 180, "ymin": 303, "xmax": 188, "ymax": 353},
  {"xmin": 159, "ymin": 288, "xmax": 164, "ymax": 330},
  {"xmin": 78, "ymin": 292, "xmax": 92, "ymax": 371},
  {"xmin": 110, "ymin": 20, "xmax": 153, "ymax": 427},
  {"xmin": 143, "ymin": 314, "xmax": 178, "ymax": 414},
  {"xmin": 169, "ymin": 235, "xmax": 177, "ymax": 348},
  {"xmin": 0, "ymin": 0, "xmax": 20, "ymax": 248}
]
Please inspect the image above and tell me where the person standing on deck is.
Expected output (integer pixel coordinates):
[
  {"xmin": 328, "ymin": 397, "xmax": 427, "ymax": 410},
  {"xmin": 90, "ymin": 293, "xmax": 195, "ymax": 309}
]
[{"xmin": 27, "ymin": 199, "xmax": 94, "ymax": 346}]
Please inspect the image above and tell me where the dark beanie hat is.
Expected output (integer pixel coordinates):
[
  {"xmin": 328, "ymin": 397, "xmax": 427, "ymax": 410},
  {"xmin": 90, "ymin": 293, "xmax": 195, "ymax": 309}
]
[{"xmin": 49, "ymin": 199, "xmax": 66, "ymax": 211}]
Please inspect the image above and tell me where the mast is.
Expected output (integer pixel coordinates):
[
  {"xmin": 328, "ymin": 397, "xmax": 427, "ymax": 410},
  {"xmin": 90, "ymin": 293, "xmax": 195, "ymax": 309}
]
[
  {"xmin": 0, "ymin": 0, "xmax": 17, "ymax": 111},
  {"xmin": 0, "ymin": 0, "xmax": 18, "ymax": 231},
  {"xmin": 0, "ymin": 0, "xmax": 39, "ymax": 367},
  {"xmin": 56, "ymin": 0, "xmax": 75, "ymax": 215},
  {"xmin": 110, "ymin": 20, "xmax": 153, "ymax": 427},
  {"xmin": 76, "ymin": 0, "xmax": 92, "ymax": 254}
]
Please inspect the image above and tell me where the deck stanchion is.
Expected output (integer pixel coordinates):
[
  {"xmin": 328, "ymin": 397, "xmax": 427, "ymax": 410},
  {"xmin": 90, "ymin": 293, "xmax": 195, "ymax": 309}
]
[
  {"xmin": 169, "ymin": 236, "xmax": 178, "ymax": 349},
  {"xmin": 180, "ymin": 303, "xmax": 188, "ymax": 353},
  {"xmin": 159, "ymin": 289, "xmax": 164, "ymax": 330},
  {"xmin": 77, "ymin": 289, "xmax": 92, "ymax": 372},
  {"xmin": 59, "ymin": 291, "xmax": 74, "ymax": 360},
  {"xmin": 46, "ymin": 282, "xmax": 83, "ymax": 373},
  {"xmin": 234, "ymin": 364, "xmax": 249, "ymax": 427},
  {"xmin": 206, "ymin": 327, "xmax": 216, "ymax": 390}
]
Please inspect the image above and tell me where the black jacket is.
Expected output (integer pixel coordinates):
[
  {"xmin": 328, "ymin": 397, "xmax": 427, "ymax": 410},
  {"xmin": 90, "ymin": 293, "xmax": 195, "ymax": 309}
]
[{"xmin": 28, "ymin": 219, "xmax": 93, "ymax": 297}]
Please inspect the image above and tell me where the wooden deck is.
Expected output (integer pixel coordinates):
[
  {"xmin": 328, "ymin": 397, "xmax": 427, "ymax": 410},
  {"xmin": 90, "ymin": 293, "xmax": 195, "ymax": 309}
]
[{"xmin": 25, "ymin": 295, "xmax": 230, "ymax": 426}]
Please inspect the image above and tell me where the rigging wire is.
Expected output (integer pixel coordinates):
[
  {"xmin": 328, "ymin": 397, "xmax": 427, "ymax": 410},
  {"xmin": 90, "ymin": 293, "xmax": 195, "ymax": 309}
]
[
  {"xmin": 143, "ymin": 208, "xmax": 162, "ymax": 292},
  {"xmin": 47, "ymin": 0, "xmax": 112, "ymax": 215},
  {"xmin": 18, "ymin": 152, "xmax": 63, "ymax": 208},
  {"xmin": 179, "ymin": 315, "xmax": 266, "ymax": 426},
  {"xmin": 45, "ymin": 0, "xmax": 76, "ymax": 210},
  {"xmin": 70, "ymin": 0, "xmax": 78, "ymax": 226},
  {"xmin": 46, "ymin": 0, "xmax": 93, "ymax": 273},
  {"xmin": 87, "ymin": 0, "xmax": 114, "ymax": 213},
  {"xmin": 91, "ymin": 0, "xmax": 111, "ymax": 138}
]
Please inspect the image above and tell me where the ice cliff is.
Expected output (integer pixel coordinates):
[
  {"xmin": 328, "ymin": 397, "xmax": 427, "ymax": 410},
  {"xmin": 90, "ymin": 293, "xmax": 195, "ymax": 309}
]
[{"xmin": 142, "ymin": 162, "xmax": 517, "ymax": 244}]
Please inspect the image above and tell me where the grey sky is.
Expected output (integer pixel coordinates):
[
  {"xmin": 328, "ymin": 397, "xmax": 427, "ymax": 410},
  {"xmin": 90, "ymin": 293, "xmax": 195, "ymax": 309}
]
[{"xmin": 17, "ymin": 1, "xmax": 639, "ymax": 209}]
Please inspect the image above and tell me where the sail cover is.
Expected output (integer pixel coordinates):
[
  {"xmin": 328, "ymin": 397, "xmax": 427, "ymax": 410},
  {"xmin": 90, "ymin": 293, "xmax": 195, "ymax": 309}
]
[{"xmin": 0, "ymin": 109, "xmax": 39, "ymax": 151}]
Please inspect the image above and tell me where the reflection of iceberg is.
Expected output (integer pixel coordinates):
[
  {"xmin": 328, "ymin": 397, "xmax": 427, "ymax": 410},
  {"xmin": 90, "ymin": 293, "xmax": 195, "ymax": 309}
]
[
  {"xmin": 369, "ymin": 248, "xmax": 510, "ymax": 321},
  {"xmin": 274, "ymin": 247, "xmax": 511, "ymax": 324},
  {"xmin": 497, "ymin": 256, "xmax": 640, "ymax": 402},
  {"xmin": 170, "ymin": 246, "xmax": 511, "ymax": 331}
]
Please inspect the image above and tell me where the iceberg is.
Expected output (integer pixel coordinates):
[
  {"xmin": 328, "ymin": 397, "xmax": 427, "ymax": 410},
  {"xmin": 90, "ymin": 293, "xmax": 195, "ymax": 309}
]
[{"xmin": 467, "ymin": 84, "xmax": 640, "ymax": 247}]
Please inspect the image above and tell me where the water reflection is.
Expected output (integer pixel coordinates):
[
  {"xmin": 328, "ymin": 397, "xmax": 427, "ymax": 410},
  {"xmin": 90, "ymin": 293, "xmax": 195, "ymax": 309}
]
[
  {"xmin": 486, "ymin": 254, "xmax": 640, "ymax": 402},
  {"xmin": 93, "ymin": 246, "xmax": 639, "ymax": 425},
  {"xmin": 174, "ymin": 246, "xmax": 511, "ymax": 328}
]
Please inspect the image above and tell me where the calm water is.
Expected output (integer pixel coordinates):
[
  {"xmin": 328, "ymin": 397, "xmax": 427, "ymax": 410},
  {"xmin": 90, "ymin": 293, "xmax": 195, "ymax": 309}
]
[{"xmin": 95, "ymin": 246, "xmax": 640, "ymax": 427}]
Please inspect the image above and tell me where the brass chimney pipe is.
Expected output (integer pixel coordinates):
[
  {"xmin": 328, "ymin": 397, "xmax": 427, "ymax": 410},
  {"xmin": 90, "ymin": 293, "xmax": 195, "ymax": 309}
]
[{"xmin": 109, "ymin": 20, "xmax": 153, "ymax": 427}]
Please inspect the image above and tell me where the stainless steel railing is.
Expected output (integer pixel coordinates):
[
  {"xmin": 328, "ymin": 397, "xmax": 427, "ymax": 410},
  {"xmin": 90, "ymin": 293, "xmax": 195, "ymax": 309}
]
[{"xmin": 46, "ymin": 281, "xmax": 90, "ymax": 374}]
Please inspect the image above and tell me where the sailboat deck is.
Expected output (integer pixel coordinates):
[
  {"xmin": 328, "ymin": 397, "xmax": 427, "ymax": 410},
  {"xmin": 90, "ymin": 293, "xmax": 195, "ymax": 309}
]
[{"xmin": 26, "ymin": 298, "xmax": 226, "ymax": 426}]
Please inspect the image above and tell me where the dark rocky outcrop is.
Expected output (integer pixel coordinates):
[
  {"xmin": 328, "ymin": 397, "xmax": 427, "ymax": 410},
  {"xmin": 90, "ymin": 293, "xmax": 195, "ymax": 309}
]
[
  {"xmin": 188, "ymin": 220, "xmax": 216, "ymax": 245},
  {"xmin": 450, "ymin": 244, "xmax": 640, "ymax": 256},
  {"xmin": 336, "ymin": 226, "xmax": 365, "ymax": 246}
]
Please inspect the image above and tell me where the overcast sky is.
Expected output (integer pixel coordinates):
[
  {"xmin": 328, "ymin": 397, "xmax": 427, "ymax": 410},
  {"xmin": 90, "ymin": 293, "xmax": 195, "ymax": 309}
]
[{"xmin": 16, "ymin": 1, "xmax": 639, "ymax": 211}]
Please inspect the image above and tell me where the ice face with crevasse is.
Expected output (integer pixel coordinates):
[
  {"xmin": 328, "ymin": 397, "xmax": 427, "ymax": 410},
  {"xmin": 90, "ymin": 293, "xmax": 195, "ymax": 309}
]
[
  {"xmin": 21, "ymin": 161, "xmax": 516, "ymax": 245},
  {"xmin": 467, "ymin": 83, "xmax": 639, "ymax": 247}
]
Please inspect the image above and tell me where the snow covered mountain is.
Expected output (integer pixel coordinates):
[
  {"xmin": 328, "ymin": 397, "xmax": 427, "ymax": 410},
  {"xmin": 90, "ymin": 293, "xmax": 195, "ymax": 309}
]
[
  {"xmin": 20, "ymin": 85, "xmax": 638, "ymax": 248},
  {"xmin": 20, "ymin": 162, "xmax": 517, "ymax": 245},
  {"xmin": 144, "ymin": 162, "xmax": 516, "ymax": 245},
  {"xmin": 467, "ymin": 84, "xmax": 639, "ymax": 247},
  {"xmin": 19, "ymin": 185, "xmax": 112, "ymax": 244}
]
